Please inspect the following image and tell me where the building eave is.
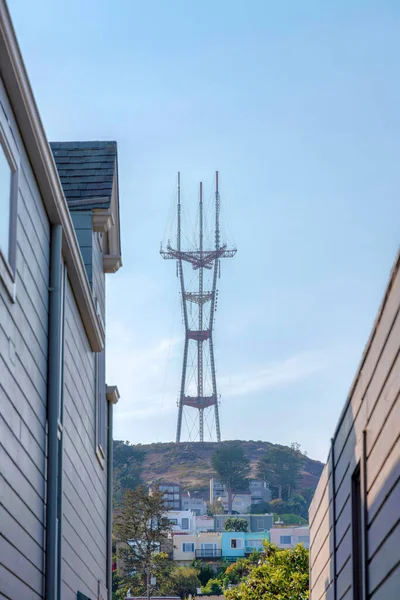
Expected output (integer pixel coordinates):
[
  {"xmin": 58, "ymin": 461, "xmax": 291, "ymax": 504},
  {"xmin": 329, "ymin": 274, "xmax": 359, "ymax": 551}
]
[
  {"xmin": 106, "ymin": 385, "xmax": 120, "ymax": 404},
  {"xmin": 0, "ymin": 1, "xmax": 104, "ymax": 351}
]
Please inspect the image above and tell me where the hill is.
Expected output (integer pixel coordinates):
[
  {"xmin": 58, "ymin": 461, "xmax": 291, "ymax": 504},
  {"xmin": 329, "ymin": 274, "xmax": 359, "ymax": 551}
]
[{"xmin": 113, "ymin": 439, "xmax": 325, "ymax": 497}]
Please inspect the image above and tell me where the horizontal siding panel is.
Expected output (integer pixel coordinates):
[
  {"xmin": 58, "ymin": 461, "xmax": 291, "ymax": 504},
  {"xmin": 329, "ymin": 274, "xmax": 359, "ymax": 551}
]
[
  {"xmin": 63, "ymin": 403, "xmax": 105, "ymax": 494},
  {"xmin": 62, "ymin": 516, "xmax": 105, "ymax": 580},
  {"xmin": 367, "ymin": 436, "xmax": 400, "ymax": 523},
  {"xmin": 370, "ymin": 562, "xmax": 400, "ymax": 600},
  {"xmin": 63, "ymin": 454, "xmax": 106, "ymax": 540},
  {"xmin": 336, "ymin": 556, "xmax": 351, "ymax": 600},
  {"xmin": 366, "ymin": 354, "xmax": 400, "ymax": 456},
  {"xmin": 64, "ymin": 357, "xmax": 93, "ymax": 438},
  {"xmin": 334, "ymin": 279, "xmax": 400, "ymax": 464},
  {"xmin": 310, "ymin": 506, "xmax": 332, "ymax": 569},
  {"xmin": 336, "ymin": 526, "xmax": 351, "ymax": 575},
  {"xmin": 367, "ymin": 394, "xmax": 400, "ymax": 489},
  {"xmin": 0, "ymin": 415, "xmax": 45, "ymax": 500},
  {"xmin": 19, "ymin": 169, "xmax": 50, "ymax": 257},
  {"xmin": 63, "ymin": 494, "xmax": 106, "ymax": 560},
  {"xmin": 369, "ymin": 520, "xmax": 400, "ymax": 595},
  {"xmin": 0, "ymin": 323, "xmax": 46, "ymax": 410},
  {"xmin": 335, "ymin": 496, "xmax": 351, "ymax": 547},
  {"xmin": 0, "ymin": 505, "xmax": 44, "ymax": 573},
  {"xmin": 62, "ymin": 558, "xmax": 93, "ymax": 600},
  {"xmin": 0, "ymin": 445, "xmax": 45, "ymax": 524},
  {"xmin": 0, "ymin": 398, "xmax": 45, "ymax": 476},
  {"xmin": 62, "ymin": 538, "xmax": 99, "ymax": 598},
  {"xmin": 309, "ymin": 463, "xmax": 330, "ymax": 527},
  {"xmin": 310, "ymin": 553, "xmax": 333, "ymax": 600},
  {"xmin": 0, "ymin": 354, "xmax": 46, "ymax": 440},
  {"xmin": 368, "ymin": 478, "xmax": 400, "ymax": 558},
  {"xmin": 0, "ymin": 473, "xmax": 44, "ymax": 547},
  {"xmin": 0, "ymin": 536, "xmax": 43, "ymax": 596},
  {"xmin": 0, "ymin": 564, "xmax": 42, "ymax": 600}
]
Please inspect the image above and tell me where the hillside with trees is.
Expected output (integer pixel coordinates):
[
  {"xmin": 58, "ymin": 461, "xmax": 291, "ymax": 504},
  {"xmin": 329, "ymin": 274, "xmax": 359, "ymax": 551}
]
[{"xmin": 113, "ymin": 439, "xmax": 324, "ymax": 508}]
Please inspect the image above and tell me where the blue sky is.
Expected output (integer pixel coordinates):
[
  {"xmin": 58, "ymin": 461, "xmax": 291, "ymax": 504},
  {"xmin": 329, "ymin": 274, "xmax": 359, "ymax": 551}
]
[{"xmin": 11, "ymin": 0, "xmax": 400, "ymax": 461}]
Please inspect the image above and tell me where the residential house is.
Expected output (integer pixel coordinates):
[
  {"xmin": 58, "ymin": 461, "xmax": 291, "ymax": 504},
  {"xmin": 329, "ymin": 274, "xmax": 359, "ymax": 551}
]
[
  {"xmin": 166, "ymin": 510, "xmax": 194, "ymax": 533},
  {"xmin": 151, "ymin": 481, "xmax": 181, "ymax": 510},
  {"xmin": 270, "ymin": 526, "xmax": 310, "ymax": 549},
  {"xmin": 0, "ymin": 3, "xmax": 122, "ymax": 599},
  {"xmin": 210, "ymin": 478, "xmax": 260, "ymax": 513},
  {"xmin": 194, "ymin": 515, "xmax": 215, "ymax": 532},
  {"xmin": 181, "ymin": 491, "xmax": 207, "ymax": 515},
  {"xmin": 173, "ymin": 533, "xmax": 222, "ymax": 564},
  {"xmin": 214, "ymin": 513, "xmax": 273, "ymax": 532},
  {"xmin": 309, "ymin": 250, "xmax": 400, "ymax": 600},
  {"xmin": 221, "ymin": 532, "xmax": 270, "ymax": 560},
  {"xmin": 249, "ymin": 479, "xmax": 271, "ymax": 504}
]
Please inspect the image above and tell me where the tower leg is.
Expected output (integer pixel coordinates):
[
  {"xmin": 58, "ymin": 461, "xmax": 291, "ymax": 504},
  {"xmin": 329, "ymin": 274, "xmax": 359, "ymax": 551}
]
[
  {"xmin": 214, "ymin": 402, "xmax": 221, "ymax": 442},
  {"xmin": 176, "ymin": 337, "xmax": 189, "ymax": 443},
  {"xmin": 199, "ymin": 408, "xmax": 204, "ymax": 442}
]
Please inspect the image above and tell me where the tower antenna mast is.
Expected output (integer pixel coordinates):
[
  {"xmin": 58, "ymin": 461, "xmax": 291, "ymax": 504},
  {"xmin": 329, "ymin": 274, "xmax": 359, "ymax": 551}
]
[{"xmin": 161, "ymin": 172, "xmax": 236, "ymax": 442}]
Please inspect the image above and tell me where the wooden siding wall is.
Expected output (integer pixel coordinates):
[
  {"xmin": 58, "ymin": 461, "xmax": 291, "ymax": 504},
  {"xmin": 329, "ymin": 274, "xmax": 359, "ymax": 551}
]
[
  {"xmin": 0, "ymin": 76, "xmax": 49, "ymax": 599},
  {"xmin": 62, "ymin": 276, "xmax": 108, "ymax": 599},
  {"xmin": 310, "ymin": 253, "xmax": 400, "ymax": 600}
]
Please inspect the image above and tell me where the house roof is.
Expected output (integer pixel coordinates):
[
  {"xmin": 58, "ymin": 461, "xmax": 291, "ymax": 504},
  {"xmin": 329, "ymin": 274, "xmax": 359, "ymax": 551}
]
[{"xmin": 50, "ymin": 141, "xmax": 117, "ymax": 209}]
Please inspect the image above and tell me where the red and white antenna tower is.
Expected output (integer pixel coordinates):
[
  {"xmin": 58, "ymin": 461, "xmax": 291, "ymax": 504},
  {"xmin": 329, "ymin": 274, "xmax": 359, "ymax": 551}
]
[{"xmin": 161, "ymin": 172, "xmax": 236, "ymax": 442}]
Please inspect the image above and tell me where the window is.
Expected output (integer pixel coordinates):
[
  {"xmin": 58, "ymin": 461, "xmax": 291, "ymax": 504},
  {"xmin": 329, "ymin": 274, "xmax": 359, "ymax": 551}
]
[
  {"xmin": 182, "ymin": 543, "xmax": 194, "ymax": 553},
  {"xmin": 352, "ymin": 465, "xmax": 363, "ymax": 600},
  {"xmin": 247, "ymin": 539, "xmax": 263, "ymax": 548},
  {"xmin": 0, "ymin": 126, "xmax": 18, "ymax": 297},
  {"xmin": 174, "ymin": 493, "xmax": 180, "ymax": 499},
  {"xmin": 257, "ymin": 519, "xmax": 264, "ymax": 529},
  {"xmin": 181, "ymin": 518, "xmax": 189, "ymax": 529},
  {"xmin": 230, "ymin": 538, "xmax": 244, "ymax": 549},
  {"xmin": 280, "ymin": 536, "xmax": 292, "ymax": 545},
  {"xmin": 95, "ymin": 350, "xmax": 106, "ymax": 465}
]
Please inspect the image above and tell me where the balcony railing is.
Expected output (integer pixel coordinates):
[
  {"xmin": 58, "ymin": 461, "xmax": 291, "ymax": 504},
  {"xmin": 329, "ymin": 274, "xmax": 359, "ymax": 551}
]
[{"xmin": 195, "ymin": 549, "xmax": 222, "ymax": 559}]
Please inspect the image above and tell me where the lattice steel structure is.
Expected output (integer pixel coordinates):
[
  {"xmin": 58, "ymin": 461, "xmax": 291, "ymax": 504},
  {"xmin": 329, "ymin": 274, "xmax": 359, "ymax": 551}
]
[{"xmin": 161, "ymin": 172, "xmax": 236, "ymax": 442}]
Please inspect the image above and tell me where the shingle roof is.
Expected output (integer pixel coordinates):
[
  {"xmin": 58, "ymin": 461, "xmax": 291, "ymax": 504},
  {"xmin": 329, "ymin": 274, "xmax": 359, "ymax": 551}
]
[{"xmin": 50, "ymin": 141, "xmax": 117, "ymax": 210}]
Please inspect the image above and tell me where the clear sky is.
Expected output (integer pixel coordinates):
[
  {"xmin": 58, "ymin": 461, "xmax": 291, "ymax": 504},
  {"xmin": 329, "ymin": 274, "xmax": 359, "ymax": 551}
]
[{"xmin": 11, "ymin": 0, "xmax": 400, "ymax": 461}]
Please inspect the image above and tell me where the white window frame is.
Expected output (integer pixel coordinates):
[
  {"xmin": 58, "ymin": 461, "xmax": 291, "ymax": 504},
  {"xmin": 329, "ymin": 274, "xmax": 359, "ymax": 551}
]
[
  {"xmin": 230, "ymin": 538, "xmax": 244, "ymax": 549},
  {"xmin": 182, "ymin": 543, "xmax": 194, "ymax": 553},
  {"xmin": 0, "ymin": 120, "xmax": 19, "ymax": 302}
]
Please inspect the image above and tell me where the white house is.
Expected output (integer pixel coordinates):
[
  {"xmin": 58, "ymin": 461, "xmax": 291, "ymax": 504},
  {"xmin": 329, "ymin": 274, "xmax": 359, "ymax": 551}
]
[{"xmin": 166, "ymin": 510, "xmax": 194, "ymax": 533}]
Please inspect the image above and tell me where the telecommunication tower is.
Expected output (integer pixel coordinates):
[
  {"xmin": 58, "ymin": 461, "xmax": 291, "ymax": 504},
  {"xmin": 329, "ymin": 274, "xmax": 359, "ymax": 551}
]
[{"xmin": 160, "ymin": 172, "xmax": 236, "ymax": 442}]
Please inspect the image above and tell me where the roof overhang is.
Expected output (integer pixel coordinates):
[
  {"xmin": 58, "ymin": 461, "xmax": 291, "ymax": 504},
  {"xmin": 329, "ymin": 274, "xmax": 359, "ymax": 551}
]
[
  {"xmin": 106, "ymin": 385, "xmax": 120, "ymax": 404},
  {"xmin": 102, "ymin": 165, "xmax": 122, "ymax": 273},
  {"xmin": 0, "ymin": 2, "xmax": 104, "ymax": 351}
]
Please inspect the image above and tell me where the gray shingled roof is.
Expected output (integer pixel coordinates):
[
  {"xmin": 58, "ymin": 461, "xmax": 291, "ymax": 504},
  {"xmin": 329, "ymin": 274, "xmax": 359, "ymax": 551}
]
[{"xmin": 50, "ymin": 141, "xmax": 117, "ymax": 210}]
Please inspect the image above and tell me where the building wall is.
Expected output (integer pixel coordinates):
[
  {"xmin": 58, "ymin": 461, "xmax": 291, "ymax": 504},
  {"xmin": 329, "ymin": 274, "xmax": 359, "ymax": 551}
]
[
  {"xmin": 270, "ymin": 527, "xmax": 309, "ymax": 549},
  {"xmin": 221, "ymin": 532, "xmax": 246, "ymax": 558},
  {"xmin": 309, "ymin": 251, "xmax": 400, "ymax": 600},
  {"xmin": 250, "ymin": 515, "xmax": 273, "ymax": 532},
  {"xmin": 0, "ymin": 73, "xmax": 49, "ymax": 600},
  {"xmin": 173, "ymin": 533, "xmax": 222, "ymax": 563},
  {"xmin": 61, "ymin": 276, "xmax": 108, "ymax": 600}
]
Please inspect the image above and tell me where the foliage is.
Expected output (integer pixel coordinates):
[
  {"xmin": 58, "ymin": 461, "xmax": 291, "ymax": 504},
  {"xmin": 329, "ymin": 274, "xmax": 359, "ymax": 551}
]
[
  {"xmin": 211, "ymin": 444, "xmax": 251, "ymax": 513},
  {"xmin": 224, "ymin": 517, "xmax": 249, "ymax": 532},
  {"xmin": 257, "ymin": 444, "xmax": 305, "ymax": 500},
  {"xmin": 113, "ymin": 441, "xmax": 146, "ymax": 502},
  {"xmin": 192, "ymin": 561, "xmax": 216, "ymax": 586},
  {"xmin": 225, "ymin": 542, "xmax": 309, "ymax": 600},
  {"xmin": 201, "ymin": 578, "xmax": 223, "ymax": 595},
  {"xmin": 220, "ymin": 556, "xmax": 258, "ymax": 588},
  {"xmin": 250, "ymin": 501, "xmax": 271, "ymax": 514},
  {"xmin": 114, "ymin": 486, "xmax": 172, "ymax": 594},
  {"xmin": 207, "ymin": 500, "xmax": 225, "ymax": 515},
  {"xmin": 168, "ymin": 566, "xmax": 201, "ymax": 599}
]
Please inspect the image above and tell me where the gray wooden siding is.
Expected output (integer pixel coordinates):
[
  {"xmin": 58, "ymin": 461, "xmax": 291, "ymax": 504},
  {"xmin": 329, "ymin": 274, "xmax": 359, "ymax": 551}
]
[
  {"xmin": 70, "ymin": 211, "xmax": 93, "ymax": 285},
  {"xmin": 0, "ymin": 75, "xmax": 49, "ymax": 600},
  {"xmin": 92, "ymin": 231, "xmax": 105, "ymax": 321},
  {"xmin": 62, "ymin": 276, "xmax": 108, "ymax": 600},
  {"xmin": 310, "ymin": 253, "xmax": 400, "ymax": 599}
]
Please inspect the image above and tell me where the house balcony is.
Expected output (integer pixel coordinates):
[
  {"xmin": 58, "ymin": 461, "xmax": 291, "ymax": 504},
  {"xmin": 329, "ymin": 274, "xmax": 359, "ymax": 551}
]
[{"xmin": 195, "ymin": 549, "xmax": 222, "ymax": 559}]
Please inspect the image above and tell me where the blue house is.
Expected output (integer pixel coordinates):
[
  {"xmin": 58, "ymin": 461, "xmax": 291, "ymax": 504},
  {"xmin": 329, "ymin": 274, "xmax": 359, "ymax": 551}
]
[{"xmin": 222, "ymin": 531, "xmax": 270, "ymax": 559}]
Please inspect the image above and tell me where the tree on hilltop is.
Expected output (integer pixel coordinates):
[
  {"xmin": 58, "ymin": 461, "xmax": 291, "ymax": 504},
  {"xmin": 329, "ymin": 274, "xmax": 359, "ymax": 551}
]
[
  {"xmin": 257, "ymin": 443, "xmax": 305, "ymax": 500},
  {"xmin": 211, "ymin": 444, "xmax": 251, "ymax": 514}
]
